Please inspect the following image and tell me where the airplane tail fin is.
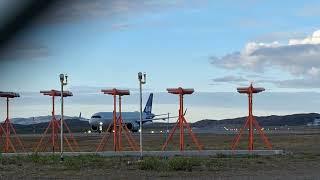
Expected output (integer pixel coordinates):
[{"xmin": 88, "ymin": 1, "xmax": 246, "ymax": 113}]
[{"xmin": 143, "ymin": 93, "xmax": 153, "ymax": 114}]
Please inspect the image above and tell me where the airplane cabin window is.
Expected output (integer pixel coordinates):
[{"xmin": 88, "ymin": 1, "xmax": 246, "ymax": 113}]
[{"xmin": 91, "ymin": 115, "xmax": 101, "ymax": 118}]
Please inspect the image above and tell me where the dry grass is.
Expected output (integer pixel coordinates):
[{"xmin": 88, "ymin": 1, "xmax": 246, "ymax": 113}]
[
  {"xmin": 12, "ymin": 131, "xmax": 320, "ymax": 153},
  {"xmin": 0, "ymin": 131, "xmax": 320, "ymax": 179}
]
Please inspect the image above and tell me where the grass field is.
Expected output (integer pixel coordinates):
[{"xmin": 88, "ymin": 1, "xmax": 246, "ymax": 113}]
[{"xmin": 0, "ymin": 130, "xmax": 320, "ymax": 179}]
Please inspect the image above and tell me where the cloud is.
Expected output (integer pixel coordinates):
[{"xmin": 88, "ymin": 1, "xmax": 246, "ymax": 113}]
[
  {"xmin": 297, "ymin": 3, "xmax": 320, "ymax": 17},
  {"xmin": 258, "ymin": 78, "xmax": 320, "ymax": 89},
  {"xmin": 253, "ymin": 31, "xmax": 308, "ymax": 42},
  {"xmin": 289, "ymin": 30, "xmax": 320, "ymax": 45},
  {"xmin": 212, "ymin": 76, "xmax": 247, "ymax": 83},
  {"xmin": 211, "ymin": 30, "xmax": 320, "ymax": 88},
  {"xmin": 111, "ymin": 23, "xmax": 131, "ymax": 30},
  {"xmin": 69, "ymin": 85, "xmax": 153, "ymax": 94}
]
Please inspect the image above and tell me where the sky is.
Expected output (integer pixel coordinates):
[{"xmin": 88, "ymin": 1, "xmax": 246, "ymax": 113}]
[{"xmin": 1, "ymin": 0, "xmax": 320, "ymax": 121}]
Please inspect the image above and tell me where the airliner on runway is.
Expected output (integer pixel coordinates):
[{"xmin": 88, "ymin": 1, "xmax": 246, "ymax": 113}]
[{"xmin": 89, "ymin": 93, "xmax": 158, "ymax": 132}]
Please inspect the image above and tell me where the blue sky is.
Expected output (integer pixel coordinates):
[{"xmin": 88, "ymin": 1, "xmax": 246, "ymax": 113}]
[{"xmin": 1, "ymin": 0, "xmax": 320, "ymax": 120}]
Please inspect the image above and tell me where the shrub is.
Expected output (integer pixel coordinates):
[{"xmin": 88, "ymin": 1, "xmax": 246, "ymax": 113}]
[
  {"xmin": 168, "ymin": 157, "xmax": 201, "ymax": 172},
  {"xmin": 29, "ymin": 154, "xmax": 59, "ymax": 164},
  {"xmin": 139, "ymin": 157, "xmax": 166, "ymax": 171}
]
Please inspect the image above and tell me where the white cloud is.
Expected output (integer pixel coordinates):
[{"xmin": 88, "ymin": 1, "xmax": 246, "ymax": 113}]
[
  {"xmin": 212, "ymin": 76, "xmax": 247, "ymax": 83},
  {"xmin": 297, "ymin": 3, "xmax": 320, "ymax": 17},
  {"xmin": 307, "ymin": 67, "xmax": 320, "ymax": 77},
  {"xmin": 289, "ymin": 30, "xmax": 320, "ymax": 45},
  {"xmin": 211, "ymin": 30, "xmax": 320, "ymax": 88},
  {"xmin": 254, "ymin": 31, "xmax": 308, "ymax": 42}
]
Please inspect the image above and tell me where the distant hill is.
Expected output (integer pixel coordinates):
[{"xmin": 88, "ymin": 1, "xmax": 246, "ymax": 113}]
[
  {"xmin": 11, "ymin": 117, "xmax": 89, "ymax": 134},
  {"xmin": 11, "ymin": 115, "xmax": 87, "ymax": 125},
  {"xmin": 9, "ymin": 113, "xmax": 320, "ymax": 134},
  {"xmin": 10, "ymin": 115, "xmax": 166, "ymax": 133},
  {"xmin": 193, "ymin": 113, "xmax": 320, "ymax": 128}
]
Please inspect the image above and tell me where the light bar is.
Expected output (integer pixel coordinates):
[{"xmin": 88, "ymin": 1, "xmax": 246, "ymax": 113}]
[
  {"xmin": 40, "ymin": 89, "xmax": 73, "ymax": 97},
  {"xmin": 167, "ymin": 87, "xmax": 194, "ymax": 95},
  {"xmin": 237, "ymin": 87, "xmax": 265, "ymax": 94},
  {"xmin": 101, "ymin": 88, "xmax": 130, "ymax": 96},
  {"xmin": 0, "ymin": 91, "xmax": 20, "ymax": 98}
]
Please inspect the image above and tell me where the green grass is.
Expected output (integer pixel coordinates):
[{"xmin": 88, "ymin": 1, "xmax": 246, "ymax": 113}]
[
  {"xmin": 138, "ymin": 157, "xmax": 201, "ymax": 172},
  {"xmin": 0, "ymin": 153, "xmax": 320, "ymax": 178},
  {"xmin": 168, "ymin": 157, "xmax": 201, "ymax": 171},
  {"xmin": 137, "ymin": 155, "xmax": 300, "ymax": 172},
  {"xmin": 139, "ymin": 157, "xmax": 167, "ymax": 171},
  {"xmin": 0, "ymin": 154, "xmax": 116, "ymax": 171},
  {"xmin": 0, "ymin": 132, "xmax": 320, "ymax": 178}
]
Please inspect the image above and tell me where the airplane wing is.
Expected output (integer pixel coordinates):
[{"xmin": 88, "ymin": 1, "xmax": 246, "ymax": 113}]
[
  {"xmin": 139, "ymin": 109, "xmax": 187, "ymax": 122},
  {"xmin": 148, "ymin": 116, "xmax": 179, "ymax": 121},
  {"xmin": 135, "ymin": 116, "xmax": 179, "ymax": 124},
  {"xmin": 152, "ymin": 113, "xmax": 169, "ymax": 117}
]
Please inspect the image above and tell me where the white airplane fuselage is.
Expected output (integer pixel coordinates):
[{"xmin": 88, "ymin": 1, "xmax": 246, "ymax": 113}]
[
  {"xmin": 89, "ymin": 111, "xmax": 154, "ymax": 132},
  {"xmin": 89, "ymin": 93, "xmax": 154, "ymax": 132}
]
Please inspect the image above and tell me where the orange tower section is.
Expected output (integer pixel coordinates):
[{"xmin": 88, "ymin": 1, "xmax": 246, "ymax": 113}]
[
  {"xmin": 96, "ymin": 88, "xmax": 138, "ymax": 152},
  {"xmin": 231, "ymin": 84, "xmax": 272, "ymax": 151},
  {"xmin": 35, "ymin": 90, "xmax": 79, "ymax": 153},
  {"xmin": 0, "ymin": 91, "xmax": 25, "ymax": 153},
  {"xmin": 162, "ymin": 87, "xmax": 202, "ymax": 151}
]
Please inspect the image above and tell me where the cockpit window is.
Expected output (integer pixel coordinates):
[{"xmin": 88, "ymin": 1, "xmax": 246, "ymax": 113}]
[{"xmin": 91, "ymin": 115, "xmax": 101, "ymax": 118}]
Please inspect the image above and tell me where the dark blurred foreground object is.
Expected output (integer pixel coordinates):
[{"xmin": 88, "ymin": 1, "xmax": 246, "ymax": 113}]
[{"xmin": 0, "ymin": 0, "xmax": 58, "ymax": 50}]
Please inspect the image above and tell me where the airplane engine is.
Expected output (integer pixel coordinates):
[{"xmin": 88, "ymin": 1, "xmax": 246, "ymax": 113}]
[
  {"xmin": 126, "ymin": 123, "xmax": 139, "ymax": 132},
  {"xmin": 91, "ymin": 125, "xmax": 98, "ymax": 131}
]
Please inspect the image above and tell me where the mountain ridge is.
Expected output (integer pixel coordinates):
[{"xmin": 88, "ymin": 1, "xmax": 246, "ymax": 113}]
[
  {"xmin": 7, "ymin": 113, "xmax": 320, "ymax": 134},
  {"xmin": 193, "ymin": 113, "xmax": 320, "ymax": 128}
]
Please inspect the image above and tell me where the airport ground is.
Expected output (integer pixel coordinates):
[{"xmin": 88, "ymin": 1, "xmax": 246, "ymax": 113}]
[{"xmin": 0, "ymin": 128, "xmax": 320, "ymax": 179}]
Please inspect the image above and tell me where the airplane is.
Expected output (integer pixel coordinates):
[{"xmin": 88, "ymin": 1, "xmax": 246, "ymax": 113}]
[{"xmin": 89, "ymin": 93, "xmax": 169, "ymax": 133}]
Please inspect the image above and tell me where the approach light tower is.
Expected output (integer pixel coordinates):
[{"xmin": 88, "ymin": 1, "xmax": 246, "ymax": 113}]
[
  {"xmin": 35, "ymin": 90, "xmax": 78, "ymax": 153},
  {"xmin": 0, "ymin": 92, "xmax": 24, "ymax": 153},
  {"xmin": 231, "ymin": 83, "xmax": 272, "ymax": 151},
  {"xmin": 96, "ymin": 88, "xmax": 138, "ymax": 152},
  {"xmin": 162, "ymin": 87, "xmax": 202, "ymax": 151}
]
